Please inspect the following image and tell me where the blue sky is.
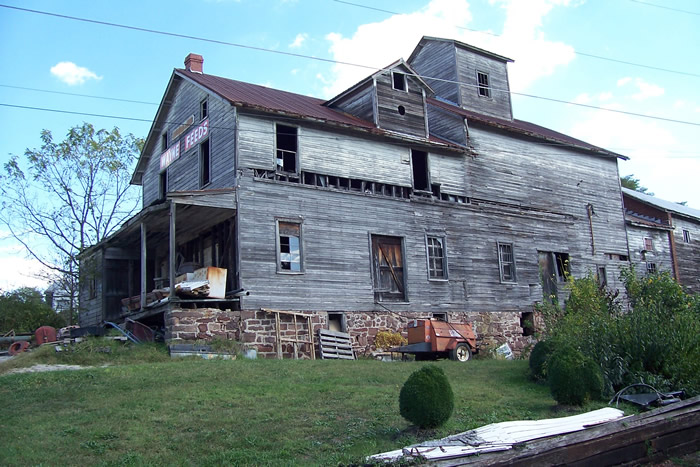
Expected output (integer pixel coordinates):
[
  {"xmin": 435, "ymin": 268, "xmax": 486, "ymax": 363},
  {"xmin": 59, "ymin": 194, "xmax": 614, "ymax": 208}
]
[{"xmin": 1, "ymin": 0, "xmax": 699, "ymax": 289}]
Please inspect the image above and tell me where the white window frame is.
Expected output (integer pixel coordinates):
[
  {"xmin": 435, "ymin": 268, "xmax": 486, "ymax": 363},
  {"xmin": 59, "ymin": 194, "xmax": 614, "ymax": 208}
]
[
  {"xmin": 476, "ymin": 71, "xmax": 491, "ymax": 98},
  {"xmin": 683, "ymin": 229, "xmax": 691, "ymax": 243},
  {"xmin": 425, "ymin": 235, "xmax": 448, "ymax": 281},
  {"xmin": 392, "ymin": 71, "xmax": 408, "ymax": 92}
]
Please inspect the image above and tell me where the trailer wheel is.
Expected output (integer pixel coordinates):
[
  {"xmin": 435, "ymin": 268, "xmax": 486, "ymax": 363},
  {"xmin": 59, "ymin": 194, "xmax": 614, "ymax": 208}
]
[{"xmin": 451, "ymin": 343, "xmax": 472, "ymax": 362}]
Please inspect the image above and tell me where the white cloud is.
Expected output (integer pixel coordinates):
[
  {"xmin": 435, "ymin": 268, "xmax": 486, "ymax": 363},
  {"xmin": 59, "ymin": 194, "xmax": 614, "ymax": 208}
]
[
  {"xmin": 50, "ymin": 62, "xmax": 102, "ymax": 85},
  {"xmin": 321, "ymin": 0, "xmax": 576, "ymax": 98},
  {"xmin": 574, "ymin": 93, "xmax": 591, "ymax": 104},
  {"xmin": 289, "ymin": 33, "xmax": 308, "ymax": 49},
  {"xmin": 617, "ymin": 77, "xmax": 664, "ymax": 101}
]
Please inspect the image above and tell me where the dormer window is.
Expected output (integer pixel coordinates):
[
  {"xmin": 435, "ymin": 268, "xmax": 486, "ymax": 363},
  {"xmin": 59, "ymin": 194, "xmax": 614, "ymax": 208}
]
[
  {"xmin": 477, "ymin": 71, "xmax": 491, "ymax": 98},
  {"xmin": 392, "ymin": 71, "xmax": 407, "ymax": 91}
]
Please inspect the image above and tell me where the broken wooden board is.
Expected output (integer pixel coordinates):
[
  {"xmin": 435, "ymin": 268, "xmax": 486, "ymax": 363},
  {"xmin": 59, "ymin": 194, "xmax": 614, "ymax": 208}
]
[
  {"xmin": 174, "ymin": 280, "xmax": 210, "ymax": 298},
  {"xmin": 318, "ymin": 329, "xmax": 355, "ymax": 360}
]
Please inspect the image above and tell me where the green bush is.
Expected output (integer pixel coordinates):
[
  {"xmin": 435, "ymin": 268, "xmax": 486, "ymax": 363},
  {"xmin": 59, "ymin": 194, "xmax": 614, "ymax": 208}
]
[
  {"xmin": 529, "ymin": 339, "xmax": 556, "ymax": 382},
  {"xmin": 548, "ymin": 345, "xmax": 603, "ymax": 406},
  {"xmin": 399, "ymin": 365, "xmax": 454, "ymax": 428}
]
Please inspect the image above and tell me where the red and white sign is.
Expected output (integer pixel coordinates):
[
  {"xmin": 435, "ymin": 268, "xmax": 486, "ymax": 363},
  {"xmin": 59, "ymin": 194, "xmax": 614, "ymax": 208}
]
[
  {"xmin": 184, "ymin": 118, "xmax": 209, "ymax": 152},
  {"xmin": 159, "ymin": 142, "xmax": 181, "ymax": 171}
]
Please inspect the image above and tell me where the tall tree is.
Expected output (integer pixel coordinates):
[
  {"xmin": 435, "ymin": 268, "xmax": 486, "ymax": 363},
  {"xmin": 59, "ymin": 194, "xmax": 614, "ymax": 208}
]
[
  {"xmin": 0, "ymin": 123, "xmax": 144, "ymax": 319},
  {"xmin": 620, "ymin": 174, "xmax": 654, "ymax": 196},
  {"xmin": 0, "ymin": 287, "xmax": 66, "ymax": 333}
]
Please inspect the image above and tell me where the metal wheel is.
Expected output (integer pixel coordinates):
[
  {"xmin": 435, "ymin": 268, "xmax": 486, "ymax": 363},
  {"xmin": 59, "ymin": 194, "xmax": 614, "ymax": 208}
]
[{"xmin": 450, "ymin": 343, "xmax": 472, "ymax": 362}]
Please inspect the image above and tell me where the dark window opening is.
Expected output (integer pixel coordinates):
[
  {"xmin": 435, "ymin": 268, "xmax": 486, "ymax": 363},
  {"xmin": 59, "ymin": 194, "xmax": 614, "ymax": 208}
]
[
  {"xmin": 278, "ymin": 221, "xmax": 302, "ymax": 273},
  {"xmin": 397, "ymin": 105, "xmax": 406, "ymax": 115},
  {"xmin": 683, "ymin": 229, "xmax": 690, "ymax": 243},
  {"xmin": 432, "ymin": 312, "xmax": 448, "ymax": 322},
  {"xmin": 498, "ymin": 242, "xmax": 516, "ymax": 282},
  {"xmin": 371, "ymin": 235, "xmax": 406, "ymax": 302},
  {"xmin": 477, "ymin": 71, "xmax": 490, "ymax": 98},
  {"xmin": 392, "ymin": 72, "xmax": 406, "ymax": 91},
  {"xmin": 426, "ymin": 236, "xmax": 447, "ymax": 280},
  {"xmin": 539, "ymin": 251, "xmax": 570, "ymax": 301},
  {"xmin": 276, "ymin": 124, "xmax": 298, "ymax": 173},
  {"xmin": 411, "ymin": 150, "xmax": 430, "ymax": 191},
  {"xmin": 159, "ymin": 170, "xmax": 168, "ymax": 201},
  {"xmin": 199, "ymin": 139, "xmax": 210, "ymax": 187},
  {"xmin": 88, "ymin": 277, "xmax": 97, "ymax": 300},
  {"xmin": 200, "ymin": 99, "xmax": 208, "ymax": 120},
  {"xmin": 328, "ymin": 313, "xmax": 347, "ymax": 332},
  {"xmin": 597, "ymin": 266, "xmax": 608, "ymax": 287},
  {"xmin": 619, "ymin": 254, "xmax": 629, "ymax": 261},
  {"xmin": 161, "ymin": 132, "xmax": 168, "ymax": 150},
  {"xmin": 521, "ymin": 312, "xmax": 535, "ymax": 336}
]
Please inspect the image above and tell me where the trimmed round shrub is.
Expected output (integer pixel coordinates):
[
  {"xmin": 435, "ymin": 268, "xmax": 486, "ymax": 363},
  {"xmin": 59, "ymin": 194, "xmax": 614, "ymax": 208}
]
[
  {"xmin": 399, "ymin": 365, "xmax": 454, "ymax": 428},
  {"xmin": 548, "ymin": 346, "xmax": 604, "ymax": 406},
  {"xmin": 529, "ymin": 339, "xmax": 556, "ymax": 382}
]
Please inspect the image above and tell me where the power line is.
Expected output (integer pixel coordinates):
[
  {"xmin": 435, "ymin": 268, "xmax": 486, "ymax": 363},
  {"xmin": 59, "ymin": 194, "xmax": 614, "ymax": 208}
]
[
  {"xmin": 0, "ymin": 84, "xmax": 159, "ymax": 105},
  {"xmin": 629, "ymin": 0, "xmax": 700, "ymax": 16},
  {"xmin": 332, "ymin": 0, "xmax": 700, "ymax": 78},
  {"xmin": 1, "ymin": 5, "xmax": 698, "ymax": 127}
]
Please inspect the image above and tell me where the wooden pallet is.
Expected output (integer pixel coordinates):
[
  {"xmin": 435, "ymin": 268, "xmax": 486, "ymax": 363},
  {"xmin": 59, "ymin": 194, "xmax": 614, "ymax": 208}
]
[{"xmin": 318, "ymin": 329, "xmax": 355, "ymax": 360}]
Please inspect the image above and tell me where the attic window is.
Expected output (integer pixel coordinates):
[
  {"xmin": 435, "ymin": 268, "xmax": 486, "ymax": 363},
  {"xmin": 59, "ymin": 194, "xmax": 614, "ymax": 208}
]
[
  {"xmin": 392, "ymin": 72, "xmax": 407, "ymax": 92},
  {"xmin": 477, "ymin": 71, "xmax": 491, "ymax": 98}
]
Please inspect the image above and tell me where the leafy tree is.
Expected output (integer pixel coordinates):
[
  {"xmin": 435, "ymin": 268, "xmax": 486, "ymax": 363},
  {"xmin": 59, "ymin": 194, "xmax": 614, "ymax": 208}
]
[
  {"xmin": 0, "ymin": 287, "xmax": 66, "ymax": 334},
  {"xmin": 620, "ymin": 174, "xmax": 654, "ymax": 196},
  {"xmin": 0, "ymin": 123, "xmax": 144, "ymax": 319}
]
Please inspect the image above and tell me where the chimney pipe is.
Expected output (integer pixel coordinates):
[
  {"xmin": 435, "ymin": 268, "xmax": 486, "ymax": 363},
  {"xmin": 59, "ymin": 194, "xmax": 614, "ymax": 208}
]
[{"xmin": 184, "ymin": 53, "xmax": 203, "ymax": 73}]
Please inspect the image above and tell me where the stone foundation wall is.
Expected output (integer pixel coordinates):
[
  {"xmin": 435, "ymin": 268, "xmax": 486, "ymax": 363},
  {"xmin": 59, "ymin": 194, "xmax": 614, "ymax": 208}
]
[{"xmin": 165, "ymin": 307, "xmax": 542, "ymax": 359}]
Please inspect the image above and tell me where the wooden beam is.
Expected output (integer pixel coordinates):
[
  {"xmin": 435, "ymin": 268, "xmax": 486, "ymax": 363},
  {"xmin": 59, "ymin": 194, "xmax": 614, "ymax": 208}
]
[
  {"xmin": 140, "ymin": 222, "xmax": 147, "ymax": 310},
  {"xmin": 169, "ymin": 202, "xmax": 176, "ymax": 293}
]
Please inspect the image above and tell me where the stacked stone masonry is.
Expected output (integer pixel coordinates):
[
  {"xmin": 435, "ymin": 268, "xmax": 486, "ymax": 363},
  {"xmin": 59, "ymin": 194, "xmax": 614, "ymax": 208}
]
[{"xmin": 166, "ymin": 307, "xmax": 543, "ymax": 359}]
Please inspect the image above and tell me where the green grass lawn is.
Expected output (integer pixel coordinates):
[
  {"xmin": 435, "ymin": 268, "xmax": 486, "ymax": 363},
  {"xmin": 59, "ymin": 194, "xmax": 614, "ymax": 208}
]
[{"xmin": 0, "ymin": 342, "xmax": 608, "ymax": 466}]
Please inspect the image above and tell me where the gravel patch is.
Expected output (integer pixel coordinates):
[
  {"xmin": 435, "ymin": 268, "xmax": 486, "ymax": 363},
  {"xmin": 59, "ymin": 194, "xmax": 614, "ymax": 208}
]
[{"xmin": 4, "ymin": 363, "xmax": 104, "ymax": 375}]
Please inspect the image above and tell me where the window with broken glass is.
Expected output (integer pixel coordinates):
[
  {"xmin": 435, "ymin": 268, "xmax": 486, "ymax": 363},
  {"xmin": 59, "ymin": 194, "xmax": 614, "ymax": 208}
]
[
  {"xmin": 426, "ymin": 236, "xmax": 447, "ymax": 280},
  {"xmin": 277, "ymin": 220, "xmax": 303, "ymax": 273},
  {"xmin": 371, "ymin": 235, "xmax": 406, "ymax": 302},
  {"xmin": 497, "ymin": 242, "xmax": 516, "ymax": 283},
  {"xmin": 275, "ymin": 124, "xmax": 298, "ymax": 174}
]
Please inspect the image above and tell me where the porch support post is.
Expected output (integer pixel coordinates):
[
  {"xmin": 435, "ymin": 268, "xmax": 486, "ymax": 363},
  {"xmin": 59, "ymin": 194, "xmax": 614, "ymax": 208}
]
[
  {"xmin": 140, "ymin": 222, "xmax": 147, "ymax": 309},
  {"xmin": 169, "ymin": 202, "xmax": 176, "ymax": 293}
]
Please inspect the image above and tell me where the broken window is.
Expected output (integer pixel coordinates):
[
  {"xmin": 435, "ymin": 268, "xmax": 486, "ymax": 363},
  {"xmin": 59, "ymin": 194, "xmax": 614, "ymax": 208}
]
[
  {"xmin": 88, "ymin": 277, "xmax": 97, "ymax": 300},
  {"xmin": 646, "ymin": 262, "xmax": 657, "ymax": 274},
  {"xmin": 371, "ymin": 235, "xmax": 406, "ymax": 302},
  {"xmin": 426, "ymin": 236, "xmax": 447, "ymax": 280},
  {"xmin": 199, "ymin": 139, "xmax": 210, "ymax": 187},
  {"xmin": 277, "ymin": 220, "xmax": 302, "ymax": 273},
  {"xmin": 411, "ymin": 150, "xmax": 430, "ymax": 192},
  {"xmin": 392, "ymin": 71, "xmax": 407, "ymax": 91},
  {"xmin": 276, "ymin": 124, "xmax": 298, "ymax": 173},
  {"xmin": 477, "ymin": 71, "xmax": 490, "ymax": 98},
  {"xmin": 159, "ymin": 169, "xmax": 168, "ymax": 201},
  {"xmin": 597, "ymin": 266, "xmax": 607, "ymax": 287},
  {"xmin": 498, "ymin": 242, "xmax": 516, "ymax": 283},
  {"xmin": 538, "ymin": 251, "xmax": 570, "ymax": 300},
  {"xmin": 683, "ymin": 229, "xmax": 691, "ymax": 243},
  {"xmin": 643, "ymin": 237, "xmax": 653, "ymax": 251},
  {"xmin": 200, "ymin": 98, "xmax": 208, "ymax": 120}
]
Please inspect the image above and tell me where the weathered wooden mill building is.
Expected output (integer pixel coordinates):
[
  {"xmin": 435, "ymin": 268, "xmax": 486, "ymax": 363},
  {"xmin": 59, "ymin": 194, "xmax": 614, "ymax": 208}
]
[{"xmin": 80, "ymin": 36, "xmax": 633, "ymax": 357}]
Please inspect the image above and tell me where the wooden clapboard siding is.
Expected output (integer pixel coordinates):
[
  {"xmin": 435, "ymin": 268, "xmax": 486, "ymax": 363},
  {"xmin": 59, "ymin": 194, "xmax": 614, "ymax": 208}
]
[
  {"xmin": 409, "ymin": 40, "xmax": 460, "ymax": 104},
  {"xmin": 627, "ymin": 225, "xmax": 674, "ymax": 274},
  {"xmin": 327, "ymin": 82, "xmax": 375, "ymax": 123},
  {"xmin": 673, "ymin": 217, "xmax": 700, "ymax": 293},
  {"xmin": 427, "ymin": 103, "xmax": 467, "ymax": 146},
  {"xmin": 79, "ymin": 248, "xmax": 104, "ymax": 327},
  {"xmin": 454, "ymin": 46, "xmax": 512, "ymax": 120},
  {"xmin": 429, "ymin": 151, "xmax": 468, "ymax": 194},
  {"xmin": 238, "ymin": 115, "xmax": 274, "ymax": 169},
  {"xmin": 141, "ymin": 80, "xmax": 237, "ymax": 207},
  {"xmin": 375, "ymin": 70, "xmax": 427, "ymax": 137}
]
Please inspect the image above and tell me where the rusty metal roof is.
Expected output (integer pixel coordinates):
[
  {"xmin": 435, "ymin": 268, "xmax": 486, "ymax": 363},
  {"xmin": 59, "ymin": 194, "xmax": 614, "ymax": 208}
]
[
  {"xmin": 178, "ymin": 69, "xmax": 376, "ymax": 130},
  {"xmin": 428, "ymin": 97, "xmax": 628, "ymax": 160}
]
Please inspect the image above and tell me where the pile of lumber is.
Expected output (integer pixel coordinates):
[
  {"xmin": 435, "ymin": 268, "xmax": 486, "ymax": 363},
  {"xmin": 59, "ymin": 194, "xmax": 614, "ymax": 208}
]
[{"xmin": 174, "ymin": 280, "xmax": 210, "ymax": 298}]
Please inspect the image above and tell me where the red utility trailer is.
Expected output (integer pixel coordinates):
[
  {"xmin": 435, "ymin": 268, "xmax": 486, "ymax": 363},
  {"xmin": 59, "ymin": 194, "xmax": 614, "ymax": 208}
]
[{"xmin": 392, "ymin": 319, "xmax": 478, "ymax": 362}]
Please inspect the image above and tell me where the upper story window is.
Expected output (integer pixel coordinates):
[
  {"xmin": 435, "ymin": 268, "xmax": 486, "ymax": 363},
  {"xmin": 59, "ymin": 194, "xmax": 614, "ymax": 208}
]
[
  {"xmin": 200, "ymin": 98, "xmax": 208, "ymax": 120},
  {"xmin": 426, "ymin": 236, "xmax": 447, "ymax": 280},
  {"xmin": 477, "ymin": 71, "xmax": 491, "ymax": 98},
  {"xmin": 644, "ymin": 237, "xmax": 653, "ymax": 251},
  {"xmin": 199, "ymin": 139, "xmax": 210, "ymax": 188},
  {"xmin": 276, "ymin": 124, "xmax": 298, "ymax": 174},
  {"xmin": 161, "ymin": 132, "xmax": 168, "ymax": 150},
  {"xmin": 683, "ymin": 229, "xmax": 691, "ymax": 243},
  {"xmin": 392, "ymin": 71, "xmax": 407, "ymax": 92},
  {"xmin": 159, "ymin": 170, "xmax": 168, "ymax": 201},
  {"xmin": 371, "ymin": 235, "xmax": 406, "ymax": 302},
  {"xmin": 497, "ymin": 242, "xmax": 516, "ymax": 283},
  {"xmin": 411, "ymin": 149, "xmax": 430, "ymax": 192},
  {"xmin": 277, "ymin": 219, "xmax": 303, "ymax": 273}
]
